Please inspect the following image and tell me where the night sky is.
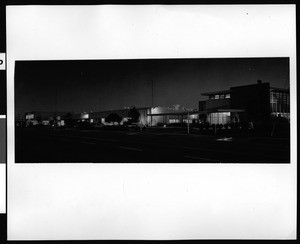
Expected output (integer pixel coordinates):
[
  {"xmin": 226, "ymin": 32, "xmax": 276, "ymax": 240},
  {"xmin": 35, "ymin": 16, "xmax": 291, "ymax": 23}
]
[{"xmin": 15, "ymin": 58, "xmax": 289, "ymax": 115}]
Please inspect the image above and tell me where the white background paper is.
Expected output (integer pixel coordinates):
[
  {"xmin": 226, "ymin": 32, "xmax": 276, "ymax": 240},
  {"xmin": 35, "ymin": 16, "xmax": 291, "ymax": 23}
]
[
  {"xmin": 0, "ymin": 164, "xmax": 5, "ymax": 213},
  {"xmin": 6, "ymin": 5, "xmax": 297, "ymax": 240}
]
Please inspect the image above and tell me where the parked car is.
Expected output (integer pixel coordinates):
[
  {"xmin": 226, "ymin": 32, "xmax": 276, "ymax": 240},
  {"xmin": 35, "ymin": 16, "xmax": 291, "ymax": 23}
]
[
  {"xmin": 74, "ymin": 121, "xmax": 94, "ymax": 130},
  {"xmin": 126, "ymin": 123, "xmax": 147, "ymax": 131}
]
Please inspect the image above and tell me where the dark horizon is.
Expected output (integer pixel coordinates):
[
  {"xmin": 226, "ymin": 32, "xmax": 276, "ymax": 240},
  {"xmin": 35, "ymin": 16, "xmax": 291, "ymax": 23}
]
[{"xmin": 15, "ymin": 57, "xmax": 289, "ymax": 115}]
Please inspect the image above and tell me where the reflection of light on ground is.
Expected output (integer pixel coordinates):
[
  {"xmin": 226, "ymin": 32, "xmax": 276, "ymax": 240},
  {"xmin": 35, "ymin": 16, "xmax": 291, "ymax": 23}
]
[{"xmin": 216, "ymin": 137, "xmax": 232, "ymax": 142}]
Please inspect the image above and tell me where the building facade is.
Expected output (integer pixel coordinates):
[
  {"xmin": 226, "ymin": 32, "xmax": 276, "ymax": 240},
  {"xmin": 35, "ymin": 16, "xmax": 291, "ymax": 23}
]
[
  {"xmin": 147, "ymin": 106, "xmax": 198, "ymax": 126},
  {"xmin": 21, "ymin": 81, "xmax": 288, "ymax": 130},
  {"xmin": 20, "ymin": 111, "xmax": 70, "ymax": 127},
  {"xmin": 88, "ymin": 107, "xmax": 151, "ymax": 125},
  {"xmin": 87, "ymin": 106, "xmax": 198, "ymax": 126},
  {"xmin": 199, "ymin": 81, "xmax": 289, "ymax": 129},
  {"xmin": 20, "ymin": 105, "xmax": 199, "ymax": 127}
]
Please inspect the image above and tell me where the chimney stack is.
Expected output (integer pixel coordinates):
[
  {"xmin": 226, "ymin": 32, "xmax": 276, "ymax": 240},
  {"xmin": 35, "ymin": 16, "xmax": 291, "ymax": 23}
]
[{"xmin": 257, "ymin": 80, "xmax": 262, "ymax": 84}]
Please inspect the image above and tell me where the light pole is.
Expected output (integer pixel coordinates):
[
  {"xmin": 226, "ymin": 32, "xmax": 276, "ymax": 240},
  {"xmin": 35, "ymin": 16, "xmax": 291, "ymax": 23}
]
[
  {"xmin": 54, "ymin": 84, "xmax": 58, "ymax": 130},
  {"xmin": 151, "ymin": 78, "xmax": 153, "ymax": 126},
  {"xmin": 187, "ymin": 113, "xmax": 190, "ymax": 134}
]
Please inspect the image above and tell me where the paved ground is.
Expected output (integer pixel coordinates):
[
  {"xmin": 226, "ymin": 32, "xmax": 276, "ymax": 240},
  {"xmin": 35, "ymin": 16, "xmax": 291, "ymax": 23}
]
[{"xmin": 15, "ymin": 127, "xmax": 290, "ymax": 163}]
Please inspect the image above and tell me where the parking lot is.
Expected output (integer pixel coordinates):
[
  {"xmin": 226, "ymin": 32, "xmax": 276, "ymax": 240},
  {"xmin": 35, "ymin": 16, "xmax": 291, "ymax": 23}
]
[{"xmin": 15, "ymin": 127, "xmax": 290, "ymax": 163}]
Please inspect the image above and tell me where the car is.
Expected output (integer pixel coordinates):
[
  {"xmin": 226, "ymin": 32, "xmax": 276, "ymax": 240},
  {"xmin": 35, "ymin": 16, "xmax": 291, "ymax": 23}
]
[
  {"xmin": 127, "ymin": 123, "xmax": 146, "ymax": 131},
  {"xmin": 74, "ymin": 121, "xmax": 94, "ymax": 130}
]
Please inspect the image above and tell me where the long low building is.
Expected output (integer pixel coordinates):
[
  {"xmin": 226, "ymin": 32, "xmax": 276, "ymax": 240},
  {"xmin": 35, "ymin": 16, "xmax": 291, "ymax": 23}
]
[
  {"xmin": 147, "ymin": 106, "xmax": 198, "ymax": 125},
  {"xmin": 19, "ymin": 81, "xmax": 289, "ymax": 129},
  {"xmin": 88, "ymin": 106, "xmax": 198, "ymax": 126},
  {"xmin": 88, "ymin": 107, "xmax": 151, "ymax": 125},
  {"xmin": 20, "ymin": 105, "xmax": 199, "ymax": 127},
  {"xmin": 20, "ymin": 111, "xmax": 71, "ymax": 127}
]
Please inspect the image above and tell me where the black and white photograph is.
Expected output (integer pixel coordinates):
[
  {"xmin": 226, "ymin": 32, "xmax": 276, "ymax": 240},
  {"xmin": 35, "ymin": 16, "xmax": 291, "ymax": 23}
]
[
  {"xmin": 6, "ymin": 4, "xmax": 296, "ymax": 241},
  {"xmin": 15, "ymin": 58, "xmax": 290, "ymax": 163}
]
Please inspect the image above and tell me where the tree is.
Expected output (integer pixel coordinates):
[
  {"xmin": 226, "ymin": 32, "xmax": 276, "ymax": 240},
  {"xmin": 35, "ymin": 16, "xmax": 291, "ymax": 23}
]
[
  {"xmin": 128, "ymin": 107, "xmax": 140, "ymax": 123},
  {"xmin": 105, "ymin": 113, "xmax": 122, "ymax": 124},
  {"xmin": 36, "ymin": 115, "xmax": 42, "ymax": 124},
  {"xmin": 199, "ymin": 113, "xmax": 207, "ymax": 123},
  {"xmin": 65, "ymin": 112, "xmax": 73, "ymax": 128}
]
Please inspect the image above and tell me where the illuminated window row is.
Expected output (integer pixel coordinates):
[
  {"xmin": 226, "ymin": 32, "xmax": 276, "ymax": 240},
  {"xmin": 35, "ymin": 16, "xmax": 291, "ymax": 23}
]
[
  {"xmin": 207, "ymin": 112, "xmax": 231, "ymax": 124},
  {"xmin": 209, "ymin": 93, "xmax": 230, "ymax": 100},
  {"xmin": 270, "ymin": 91, "xmax": 289, "ymax": 104},
  {"xmin": 270, "ymin": 103, "xmax": 290, "ymax": 113}
]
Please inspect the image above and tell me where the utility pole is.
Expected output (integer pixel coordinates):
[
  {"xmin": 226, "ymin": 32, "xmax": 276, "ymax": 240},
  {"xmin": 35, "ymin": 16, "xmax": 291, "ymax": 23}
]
[
  {"xmin": 152, "ymin": 78, "xmax": 153, "ymax": 108},
  {"xmin": 151, "ymin": 78, "xmax": 153, "ymax": 126},
  {"xmin": 187, "ymin": 113, "xmax": 190, "ymax": 134},
  {"xmin": 55, "ymin": 84, "xmax": 57, "ymax": 129}
]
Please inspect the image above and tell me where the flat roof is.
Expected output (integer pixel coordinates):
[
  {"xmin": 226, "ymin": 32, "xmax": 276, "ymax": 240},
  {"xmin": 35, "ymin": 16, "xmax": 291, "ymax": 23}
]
[
  {"xmin": 270, "ymin": 87, "xmax": 289, "ymax": 92},
  {"xmin": 199, "ymin": 108, "xmax": 245, "ymax": 114},
  {"xmin": 201, "ymin": 90, "xmax": 231, "ymax": 96},
  {"xmin": 147, "ymin": 111, "xmax": 199, "ymax": 116},
  {"xmin": 202, "ymin": 83, "xmax": 289, "ymax": 97},
  {"xmin": 89, "ymin": 107, "xmax": 150, "ymax": 118}
]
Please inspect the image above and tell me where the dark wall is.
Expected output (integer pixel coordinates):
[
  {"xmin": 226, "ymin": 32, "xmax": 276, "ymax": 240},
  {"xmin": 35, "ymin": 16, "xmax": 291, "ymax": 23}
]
[
  {"xmin": 199, "ymin": 99, "xmax": 230, "ymax": 111},
  {"xmin": 230, "ymin": 82, "xmax": 271, "ymax": 129}
]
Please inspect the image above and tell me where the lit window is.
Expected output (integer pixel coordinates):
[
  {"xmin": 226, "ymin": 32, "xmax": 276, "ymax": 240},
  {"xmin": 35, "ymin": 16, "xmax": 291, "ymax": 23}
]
[
  {"xmin": 215, "ymin": 94, "xmax": 220, "ymax": 99},
  {"xmin": 225, "ymin": 94, "xmax": 230, "ymax": 98},
  {"xmin": 183, "ymin": 119, "xmax": 192, "ymax": 123},
  {"xmin": 207, "ymin": 112, "xmax": 230, "ymax": 124},
  {"xmin": 26, "ymin": 114, "xmax": 34, "ymax": 120},
  {"xmin": 270, "ymin": 92, "xmax": 275, "ymax": 103},
  {"xmin": 283, "ymin": 93, "xmax": 287, "ymax": 101},
  {"xmin": 169, "ymin": 119, "xmax": 180, "ymax": 123}
]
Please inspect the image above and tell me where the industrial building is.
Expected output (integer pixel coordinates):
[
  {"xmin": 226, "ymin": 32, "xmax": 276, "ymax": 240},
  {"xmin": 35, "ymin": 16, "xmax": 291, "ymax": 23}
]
[
  {"xmin": 20, "ymin": 105, "xmax": 199, "ymax": 127},
  {"xmin": 20, "ymin": 81, "xmax": 289, "ymax": 130},
  {"xmin": 83, "ymin": 105, "xmax": 198, "ymax": 126},
  {"xmin": 20, "ymin": 111, "xmax": 70, "ymax": 127},
  {"xmin": 199, "ymin": 81, "xmax": 290, "ymax": 129}
]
